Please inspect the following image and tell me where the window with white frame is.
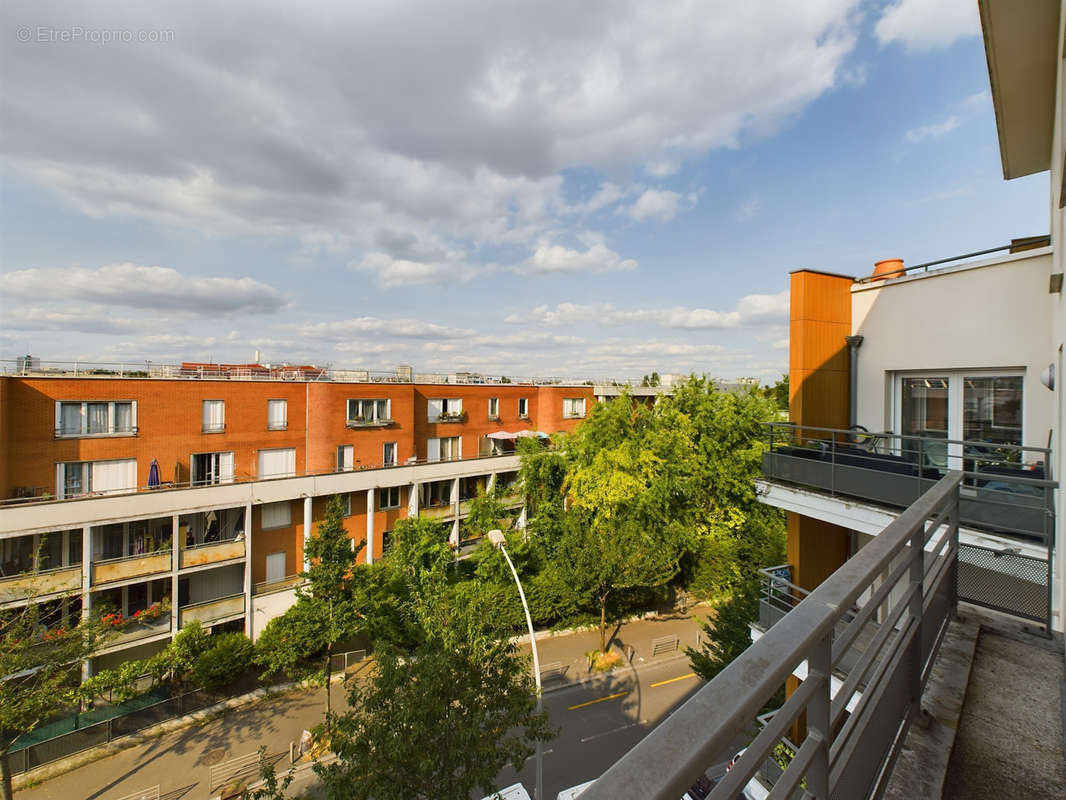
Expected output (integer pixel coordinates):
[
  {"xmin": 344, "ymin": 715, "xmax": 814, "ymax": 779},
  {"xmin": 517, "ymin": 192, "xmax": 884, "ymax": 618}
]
[
  {"xmin": 261, "ymin": 501, "xmax": 292, "ymax": 529},
  {"xmin": 337, "ymin": 444, "xmax": 354, "ymax": 472},
  {"xmin": 267, "ymin": 399, "xmax": 288, "ymax": 430},
  {"xmin": 894, "ymin": 370, "xmax": 1025, "ymax": 470},
  {"xmin": 347, "ymin": 398, "xmax": 391, "ymax": 424},
  {"xmin": 340, "ymin": 493, "xmax": 352, "ymax": 516},
  {"xmin": 518, "ymin": 397, "xmax": 529, "ymax": 418},
  {"xmin": 428, "ymin": 398, "xmax": 463, "ymax": 422},
  {"xmin": 191, "ymin": 451, "xmax": 235, "ymax": 486},
  {"xmin": 258, "ymin": 447, "xmax": 296, "ymax": 479},
  {"xmin": 56, "ymin": 459, "xmax": 137, "ymax": 499},
  {"xmin": 55, "ymin": 401, "xmax": 137, "ymax": 437},
  {"xmin": 378, "ymin": 486, "xmax": 401, "ymax": 509},
  {"xmin": 427, "ymin": 436, "xmax": 461, "ymax": 462},
  {"xmin": 202, "ymin": 400, "xmax": 225, "ymax": 433},
  {"xmin": 383, "ymin": 442, "xmax": 397, "ymax": 467},
  {"xmin": 563, "ymin": 398, "xmax": 586, "ymax": 418},
  {"xmin": 488, "ymin": 397, "xmax": 499, "ymax": 418}
]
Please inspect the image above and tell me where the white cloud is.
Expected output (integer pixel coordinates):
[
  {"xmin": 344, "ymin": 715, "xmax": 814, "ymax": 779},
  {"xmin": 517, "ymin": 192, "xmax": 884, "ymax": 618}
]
[
  {"xmin": 644, "ymin": 159, "xmax": 681, "ymax": 177},
  {"xmin": 521, "ymin": 240, "xmax": 638, "ymax": 275},
  {"xmin": 294, "ymin": 317, "xmax": 475, "ymax": 342},
  {"xmin": 565, "ymin": 182, "xmax": 625, "ymax": 214},
  {"xmin": 0, "ymin": 306, "xmax": 145, "ymax": 335},
  {"xmin": 625, "ymin": 189, "xmax": 682, "ymax": 222},
  {"xmin": 904, "ymin": 116, "xmax": 960, "ymax": 143},
  {"xmin": 736, "ymin": 197, "xmax": 761, "ymax": 222},
  {"xmin": 506, "ymin": 291, "xmax": 790, "ymax": 329},
  {"xmin": 0, "ymin": 264, "xmax": 284, "ymax": 314},
  {"xmin": 875, "ymin": 0, "xmax": 979, "ymax": 52},
  {"xmin": 1, "ymin": 0, "xmax": 862, "ymax": 267},
  {"xmin": 349, "ymin": 251, "xmax": 483, "ymax": 289}
]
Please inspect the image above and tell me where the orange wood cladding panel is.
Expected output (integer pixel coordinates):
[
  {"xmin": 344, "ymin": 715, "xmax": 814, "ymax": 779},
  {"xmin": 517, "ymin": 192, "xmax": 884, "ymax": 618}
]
[
  {"xmin": 786, "ymin": 512, "xmax": 850, "ymax": 593},
  {"xmin": 789, "ymin": 270, "xmax": 853, "ymax": 431}
]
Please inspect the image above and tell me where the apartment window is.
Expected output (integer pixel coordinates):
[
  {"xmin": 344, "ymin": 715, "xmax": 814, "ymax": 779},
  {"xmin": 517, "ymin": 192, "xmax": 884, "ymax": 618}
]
[
  {"xmin": 337, "ymin": 444, "xmax": 354, "ymax": 472},
  {"xmin": 267, "ymin": 399, "xmax": 288, "ymax": 431},
  {"xmin": 55, "ymin": 401, "xmax": 137, "ymax": 437},
  {"xmin": 378, "ymin": 486, "xmax": 401, "ymax": 509},
  {"xmin": 347, "ymin": 398, "xmax": 391, "ymax": 425},
  {"xmin": 563, "ymin": 398, "xmax": 587, "ymax": 419},
  {"xmin": 258, "ymin": 447, "xmax": 296, "ymax": 479},
  {"xmin": 340, "ymin": 493, "xmax": 353, "ymax": 516},
  {"xmin": 383, "ymin": 442, "xmax": 397, "ymax": 467},
  {"xmin": 459, "ymin": 477, "xmax": 480, "ymax": 501},
  {"xmin": 488, "ymin": 397, "xmax": 499, "ymax": 419},
  {"xmin": 427, "ymin": 436, "xmax": 461, "ymax": 462},
  {"xmin": 265, "ymin": 552, "xmax": 287, "ymax": 583},
  {"xmin": 428, "ymin": 398, "xmax": 463, "ymax": 422},
  {"xmin": 895, "ymin": 371, "xmax": 1024, "ymax": 470},
  {"xmin": 202, "ymin": 400, "xmax": 225, "ymax": 433},
  {"xmin": 191, "ymin": 451, "xmax": 235, "ymax": 486},
  {"xmin": 261, "ymin": 501, "xmax": 292, "ymax": 529},
  {"xmin": 422, "ymin": 480, "xmax": 452, "ymax": 507},
  {"xmin": 56, "ymin": 459, "xmax": 137, "ymax": 499},
  {"xmin": 518, "ymin": 398, "xmax": 529, "ymax": 418}
]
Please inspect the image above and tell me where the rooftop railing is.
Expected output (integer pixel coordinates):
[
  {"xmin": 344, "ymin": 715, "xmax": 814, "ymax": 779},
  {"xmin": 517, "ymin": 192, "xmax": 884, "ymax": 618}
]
[
  {"xmin": 762, "ymin": 422, "xmax": 1055, "ymax": 546},
  {"xmin": 580, "ymin": 472, "xmax": 961, "ymax": 800}
]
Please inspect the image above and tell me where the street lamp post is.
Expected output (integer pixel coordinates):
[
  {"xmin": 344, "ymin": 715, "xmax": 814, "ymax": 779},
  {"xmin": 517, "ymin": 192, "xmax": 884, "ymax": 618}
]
[{"xmin": 488, "ymin": 529, "xmax": 543, "ymax": 800}]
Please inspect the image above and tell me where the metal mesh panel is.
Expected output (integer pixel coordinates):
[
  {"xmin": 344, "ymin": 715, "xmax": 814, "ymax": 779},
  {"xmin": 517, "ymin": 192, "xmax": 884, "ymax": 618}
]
[{"xmin": 957, "ymin": 543, "xmax": 1050, "ymax": 626}]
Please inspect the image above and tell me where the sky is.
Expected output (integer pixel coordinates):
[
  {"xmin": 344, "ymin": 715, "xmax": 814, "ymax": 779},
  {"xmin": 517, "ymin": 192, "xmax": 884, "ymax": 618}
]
[{"xmin": 0, "ymin": 0, "xmax": 1050, "ymax": 382}]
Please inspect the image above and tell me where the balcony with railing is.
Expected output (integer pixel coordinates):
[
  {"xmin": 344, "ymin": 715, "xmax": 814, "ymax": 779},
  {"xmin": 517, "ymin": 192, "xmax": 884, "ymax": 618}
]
[
  {"xmin": 0, "ymin": 565, "xmax": 81, "ymax": 605},
  {"xmin": 179, "ymin": 536, "xmax": 245, "ymax": 569},
  {"xmin": 91, "ymin": 550, "xmax": 171, "ymax": 585},
  {"xmin": 579, "ymin": 473, "xmax": 962, "ymax": 800},
  {"xmin": 760, "ymin": 423, "xmax": 1054, "ymax": 546},
  {"xmin": 178, "ymin": 593, "xmax": 245, "ymax": 628}
]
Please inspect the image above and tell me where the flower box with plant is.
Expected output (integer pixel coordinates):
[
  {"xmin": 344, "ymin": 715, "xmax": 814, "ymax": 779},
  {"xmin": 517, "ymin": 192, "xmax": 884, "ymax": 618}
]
[
  {"xmin": 132, "ymin": 597, "xmax": 171, "ymax": 624},
  {"xmin": 101, "ymin": 611, "xmax": 126, "ymax": 628},
  {"xmin": 436, "ymin": 410, "xmax": 467, "ymax": 423},
  {"xmin": 346, "ymin": 416, "xmax": 392, "ymax": 428}
]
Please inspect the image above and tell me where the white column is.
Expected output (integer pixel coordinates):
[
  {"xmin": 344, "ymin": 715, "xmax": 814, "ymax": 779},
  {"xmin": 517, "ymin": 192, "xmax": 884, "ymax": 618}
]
[
  {"xmin": 243, "ymin": 501, "xmax": 253, "ymax": 637},
  {"xmin": 81, "ymin": 525, "xmax": 92, "ymax": 682},
  {"xmin": 171, "ymin": 514, "xmax": 180, "ymax": 634},
  {"xmin": 366, "ymin": 488, "xmax": 376, "ymax": 565},
  {"xmin": 487, "ymin": 472, "xmax": 497, "ymax": 491},
  {"xmin": 303, "ymin": 496, "xmax": 313, "ymax": 570},
  {"xmin": 451, "ymin": 478, "xmax": 461, "ymax": 547}
]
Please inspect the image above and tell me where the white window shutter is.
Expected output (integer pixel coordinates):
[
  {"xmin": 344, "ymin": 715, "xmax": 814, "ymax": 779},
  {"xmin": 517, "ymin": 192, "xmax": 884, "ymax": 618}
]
[
  {"xmin": 131, "ymin": 400, "xmax": 138, "ymax": 431},
  {"xmin": 427, "ymin": 438, "xmax": 441, "ymax": 462},
  {"xmin": 219, "ymin": 452, "xmax": 235, "ymax": 483},
  {"xmin": 56, "ymin": 463, "xmax": 64, "ymax": 498},
  {"xmin": 54, "ymin": 402, "xmax": 62, "ymax": 432},
  {"xmin": 91, "ymin": 459, "xmax": 137, "ymax": 494},
  {"xmin": 452, "ymin": 398, "xmax": 462, "ymax": 413},
  {"xmin": 428, "ymin": 398, "xmax": 443, "ymax": 421}
]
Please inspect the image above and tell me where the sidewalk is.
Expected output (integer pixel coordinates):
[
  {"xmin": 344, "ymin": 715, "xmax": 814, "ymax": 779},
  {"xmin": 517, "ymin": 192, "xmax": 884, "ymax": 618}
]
[{"xmin": 15, "ymin": 603, "xmax": 714, "ymax": 800}]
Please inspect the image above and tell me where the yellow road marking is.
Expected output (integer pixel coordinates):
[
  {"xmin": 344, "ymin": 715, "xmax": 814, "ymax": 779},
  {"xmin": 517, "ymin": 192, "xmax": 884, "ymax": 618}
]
[
  {"xmin": 567, "ymin": 691, "xmax": 629, "ymax": 711},
  {"xmin": 650, "ymin": 672, "xmax": 697, "ymax": 688}
]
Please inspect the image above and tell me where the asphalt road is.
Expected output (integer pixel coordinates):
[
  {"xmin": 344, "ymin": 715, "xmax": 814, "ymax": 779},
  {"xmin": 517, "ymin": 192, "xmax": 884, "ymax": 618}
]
[{"xmin": 491, "ymin": 655, "xmax": 744, "ymax": 800}]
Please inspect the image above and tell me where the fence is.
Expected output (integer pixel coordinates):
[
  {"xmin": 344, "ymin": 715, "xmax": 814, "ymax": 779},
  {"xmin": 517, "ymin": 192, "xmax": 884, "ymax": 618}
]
[
  {"xmin": 7, "ymin": 675, "xmax": 260, "ymax": 777},
  {"xmin": 329, "ymin": 648, "xmax": 367, "ymax": 673}
]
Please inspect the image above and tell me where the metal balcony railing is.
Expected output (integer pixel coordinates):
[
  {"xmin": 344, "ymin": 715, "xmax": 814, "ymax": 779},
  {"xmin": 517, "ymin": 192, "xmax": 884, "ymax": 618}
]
[
  {"xmin": 579, "ymin": 472, "xmax": 961, "ymax": 800},
  {"xmin": 761, "ymin": 422, "xmax": 1055, "ymax": 546}
]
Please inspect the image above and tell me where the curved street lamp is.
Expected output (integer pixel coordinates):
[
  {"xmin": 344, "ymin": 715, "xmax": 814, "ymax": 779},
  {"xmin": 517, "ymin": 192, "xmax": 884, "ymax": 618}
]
[{"xmin": 488, "ymin": 529, "xmax": 543, "ymax": 800}]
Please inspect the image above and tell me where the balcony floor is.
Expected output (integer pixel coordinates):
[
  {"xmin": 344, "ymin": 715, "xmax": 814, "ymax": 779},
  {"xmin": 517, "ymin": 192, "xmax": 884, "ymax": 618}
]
[{"xmin": 942, "ymin": 607, "xmax": 1065, "ymax": 799}]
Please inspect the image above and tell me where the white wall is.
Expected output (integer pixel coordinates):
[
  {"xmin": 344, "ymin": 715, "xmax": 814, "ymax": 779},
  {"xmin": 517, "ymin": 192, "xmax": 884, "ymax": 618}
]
[
  {"xmin": 251, "ymin": 585, "xmax": 298, "ymax": 641},
  {"xmin": 850, "ymin": 249, "xmax": 1055, "ymax": 451}
]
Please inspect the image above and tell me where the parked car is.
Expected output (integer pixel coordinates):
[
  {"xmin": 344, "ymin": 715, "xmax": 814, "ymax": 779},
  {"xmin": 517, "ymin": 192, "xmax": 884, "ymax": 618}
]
[
  {"xmin": 557, "ymin": 774, "xmax": 712, "ymax": 800},
  {"xmin": 726, "ymin": 749, "xmax": 772, "ymax": 800}
]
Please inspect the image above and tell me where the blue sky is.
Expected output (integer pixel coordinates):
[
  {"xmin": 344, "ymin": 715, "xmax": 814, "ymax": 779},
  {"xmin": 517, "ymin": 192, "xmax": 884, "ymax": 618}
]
[{"xmin": 0, "ymin": 0, "xmax": 1049, "ymax": 381}]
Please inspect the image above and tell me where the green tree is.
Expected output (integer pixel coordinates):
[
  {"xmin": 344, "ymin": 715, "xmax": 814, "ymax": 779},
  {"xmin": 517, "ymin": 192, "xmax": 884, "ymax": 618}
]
[
  {"xmin": 255, "ymin": 496, "xmax": 361, "ymax": 720},
  {"xmin": 463, "ymin": 483, "xmax": 511, "ymax": 539},
  {"xmin": 686, "ymin": 587, "xmax": 759, "ymax": 681},
  {"xmin": 316, "ymin": 640, "xmax": 553, "ymax": 800},
  {"xmin": 0, "ymin": 600, "xmax": 109, "ymax": 800},
  {"xmin": 193, "ymin": 632, "xmax": 255, "ymax": 690},
  {"xmin": 557, "ymin": 511, "xmax": 681, "ymax": 653}
]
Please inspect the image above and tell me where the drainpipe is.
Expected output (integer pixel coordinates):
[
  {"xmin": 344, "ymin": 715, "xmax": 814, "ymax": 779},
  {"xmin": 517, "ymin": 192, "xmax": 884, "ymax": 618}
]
[{"xmin": 845, "ymin": 336, "xmax": 864, "ymax": 428}]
